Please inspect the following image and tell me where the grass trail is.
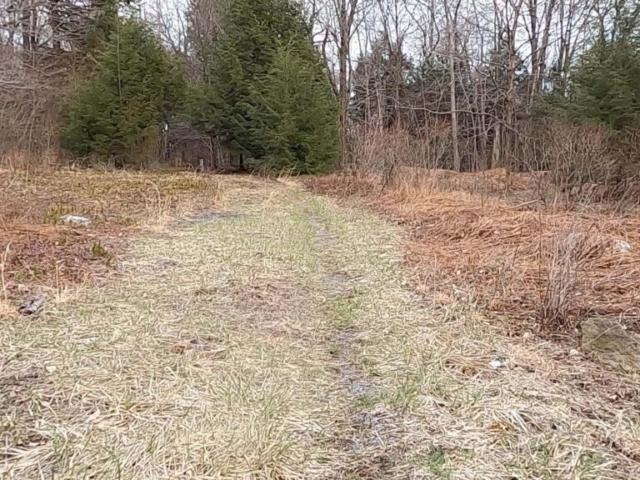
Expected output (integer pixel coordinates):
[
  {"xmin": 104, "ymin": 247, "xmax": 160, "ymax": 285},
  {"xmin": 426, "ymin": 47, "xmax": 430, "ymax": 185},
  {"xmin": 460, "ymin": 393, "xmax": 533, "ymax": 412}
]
[{"xmin": 2, "ymin": 176, "xmax": 638, "ymax": 479}]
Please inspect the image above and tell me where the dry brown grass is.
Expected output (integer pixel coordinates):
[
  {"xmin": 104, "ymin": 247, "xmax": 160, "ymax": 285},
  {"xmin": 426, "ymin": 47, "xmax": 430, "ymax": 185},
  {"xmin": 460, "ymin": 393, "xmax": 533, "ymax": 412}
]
[
  {"xmin": 2, "ymin": 176, "xmax": 640, "ymax": 478},
  {"xmin": 304, "ymin": 171, "xmax": 640, "ymax": 333},
  {"xmin": 0, "ymin": 180, "xmax": 358, "ymax": 479},
  {"xmin": 0, "ymin": 166, "xmax": 220, "ymax": 304}
]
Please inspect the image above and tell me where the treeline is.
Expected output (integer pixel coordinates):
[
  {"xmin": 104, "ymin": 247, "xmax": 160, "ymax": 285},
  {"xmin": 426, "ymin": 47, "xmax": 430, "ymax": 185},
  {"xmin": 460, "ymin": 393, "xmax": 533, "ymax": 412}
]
[
  {"xmin": 347, "ymin": 26, "xmax": 640, "ymax": 191},
  {"xmin": 1, "ymin": 0, "xmax": 339, "ymax": 173},
  {"xmin": 340, "ymin": 0, "xmax": 640, "ymax": 191},
  {"xmin": 1, "ymin": 0, "xmax": 639, "ymax": 182}
]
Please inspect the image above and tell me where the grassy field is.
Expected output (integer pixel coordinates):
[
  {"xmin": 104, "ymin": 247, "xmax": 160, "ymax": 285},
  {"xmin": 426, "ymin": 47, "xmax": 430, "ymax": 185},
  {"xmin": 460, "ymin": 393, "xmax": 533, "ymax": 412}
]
[
  {"xmin": 306, "ymin": 170, "xmax": 640, "ymax": 332},
  {"xmin": 1, "ymin": 169, "xmax": 639, "ymax": 479},
  {"xmin": 0, "ymin": 167, "xmax": 220, "ymax": 313}
]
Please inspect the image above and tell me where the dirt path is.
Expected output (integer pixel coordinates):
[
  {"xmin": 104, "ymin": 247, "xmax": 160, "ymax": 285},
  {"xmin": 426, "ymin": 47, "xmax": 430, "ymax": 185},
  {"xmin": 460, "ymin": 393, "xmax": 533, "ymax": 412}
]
[{"xmin": 2, "ymin": 177, "xmax": 639, "ymax": 479}]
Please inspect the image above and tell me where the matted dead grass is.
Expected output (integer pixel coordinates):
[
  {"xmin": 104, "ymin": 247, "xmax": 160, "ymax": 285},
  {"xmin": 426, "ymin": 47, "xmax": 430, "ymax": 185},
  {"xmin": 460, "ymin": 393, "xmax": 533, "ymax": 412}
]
[
  {"xmin": 2, "ymin": 175, "xmax": 640, "ymax": 478},
  {"xmin": 305, "ymin": 172, "xmax": 640, "ymax": 333},
  {"xmin": 1, "ymin": 180, "xmax": 348, "ymax": 479},
  {"xmin": 0, "ymin": 166, "xmax": 221, "ymax": 305},
  {"xmin": 302, "ymin": 192, "xmax": 640, "ymax": 478},
  {"xmin": 302, "ymin": 173, "xmax": 640, "ymax": 478}
]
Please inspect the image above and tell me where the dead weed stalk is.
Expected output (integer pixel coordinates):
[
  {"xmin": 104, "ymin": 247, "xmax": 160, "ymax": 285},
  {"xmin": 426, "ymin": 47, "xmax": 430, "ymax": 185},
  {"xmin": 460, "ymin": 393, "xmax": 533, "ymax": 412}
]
[
  {"xmin": 1, "ymin": 241, "xmax": 10, "ymax": 301},
  {"xmin": 537, "ymin": 231, "xmax": 605, "ymax": 330}
]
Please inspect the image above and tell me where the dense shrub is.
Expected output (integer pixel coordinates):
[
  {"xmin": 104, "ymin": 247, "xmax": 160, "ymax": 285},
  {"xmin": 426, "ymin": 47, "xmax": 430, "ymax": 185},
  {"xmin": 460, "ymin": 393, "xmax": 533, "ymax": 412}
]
[
  {"xmin": 60, "ymin": 19, "xmax": 185, "ymax": 161},
  {"xmin": 191, "ymin": 0, "xmax": 339, "ymax": 173}
]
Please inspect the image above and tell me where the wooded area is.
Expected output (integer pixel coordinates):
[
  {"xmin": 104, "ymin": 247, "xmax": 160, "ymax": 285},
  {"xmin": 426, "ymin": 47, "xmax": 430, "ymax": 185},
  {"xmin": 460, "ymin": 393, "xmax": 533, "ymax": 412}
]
[
  {"xmin": 3, "ymin": 2, "xmax": 640, "ymax": 477},
  {"xmin": 1, "ymin": 0, "xmax": 639, "ymax": 183}
]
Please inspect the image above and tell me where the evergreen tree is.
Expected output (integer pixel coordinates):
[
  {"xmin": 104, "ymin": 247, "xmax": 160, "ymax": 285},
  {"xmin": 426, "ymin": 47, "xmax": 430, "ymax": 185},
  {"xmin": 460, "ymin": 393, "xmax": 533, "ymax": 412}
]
[
  {"xmin": 541, "ymin": 26, "xmax": 640, "ymax": 129},
  {"xmin": 84, "ymin": 0, "xmax": 121, "ymax": 56},
  {"xmin": 192, "ymin": 0, "xmax": 339, "ymax": 173},
  {"xmin": 248, "ymin": 43, "xmax": 339, "ymax": 173},
  {"xmin": 568, "ymin": 37, "xmax": 640, "ymax": 129},
  {"xmin": 60, "ymin": 18, "xmax": 185, "ymax": 160}
]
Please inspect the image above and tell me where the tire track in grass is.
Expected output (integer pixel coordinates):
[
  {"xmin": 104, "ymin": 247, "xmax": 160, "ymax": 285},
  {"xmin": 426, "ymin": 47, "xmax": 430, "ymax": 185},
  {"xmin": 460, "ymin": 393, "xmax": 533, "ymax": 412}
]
[{"xmin": 309, "ymin": 213, "xmax": 411, "ymax": 479}]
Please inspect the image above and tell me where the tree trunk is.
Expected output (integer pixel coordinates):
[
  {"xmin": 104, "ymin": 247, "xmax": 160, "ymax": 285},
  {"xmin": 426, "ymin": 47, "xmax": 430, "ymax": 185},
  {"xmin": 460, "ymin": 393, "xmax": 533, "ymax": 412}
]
[
  {"xmin": 336, "ymin": 0, "xmax": 356, "ymax": 166},
  {"xmin": 339, "ymin": 44, "xmax": 349, "ymax": 165},
  {"xmin": 448, "ymin": 19, "xmax": 460, "ymax": 172},
  {"xmin": 492, "ymin": 123, "xmax": 502, "ymax": 169}
]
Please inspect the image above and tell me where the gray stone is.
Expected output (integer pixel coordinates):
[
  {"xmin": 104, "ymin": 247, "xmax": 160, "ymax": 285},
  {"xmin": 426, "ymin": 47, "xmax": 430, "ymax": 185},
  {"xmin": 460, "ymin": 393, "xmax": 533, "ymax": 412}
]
[
  {"xmin": 18, "ymin": 295, "xmax": 46, "ymax": 315},
  {"xmin": 613, "ymin": 239, "xmax": 631, "ymax": 253},
  {"xmin": 581, "ymin": 317, "xmax": 640, "ymax": 373},
  {"xmin": 60, "ymin": 214, "xmax": 91, "ymax": 226}
]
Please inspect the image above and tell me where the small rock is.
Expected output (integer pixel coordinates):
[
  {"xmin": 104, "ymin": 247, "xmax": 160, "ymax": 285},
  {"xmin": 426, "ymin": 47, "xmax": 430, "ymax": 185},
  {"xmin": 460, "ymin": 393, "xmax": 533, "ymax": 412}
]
[
  {"xmin": 18, "ymin": 295, "xmax": 46, "ymax": 315},
  {"xmin": 489, "ymin": 359, "xmax": 505, "ymax": 370},
  {"xmin": 613, "ymin": 239, "xmax": 631, "ymax": 253},
  {"xmin": 86, "ymin": 409, "xmax": 101, "ymax": 423},
  {"xmin": 582, "ymin": 317, "xmax": 640, "ymax": 372},
  {"xmin": 60, "ymin": 215, "xmax": 91, "ymax": 226}
]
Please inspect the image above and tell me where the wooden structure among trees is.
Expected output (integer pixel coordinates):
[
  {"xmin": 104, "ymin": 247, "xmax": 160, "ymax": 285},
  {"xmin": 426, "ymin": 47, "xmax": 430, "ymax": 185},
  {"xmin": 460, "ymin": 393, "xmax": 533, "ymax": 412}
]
[{"xmin": 160, "ymin": 124, "xmax": 238, "ymax": 171}]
